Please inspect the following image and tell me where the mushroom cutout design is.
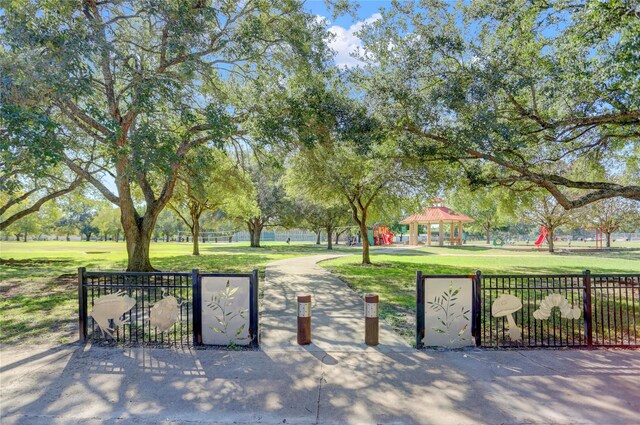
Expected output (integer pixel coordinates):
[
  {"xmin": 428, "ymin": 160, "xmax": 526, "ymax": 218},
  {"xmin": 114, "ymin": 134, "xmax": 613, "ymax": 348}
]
[{"xmin": 492, "ymin": 294, "xmax": 523, "ymax": 342}]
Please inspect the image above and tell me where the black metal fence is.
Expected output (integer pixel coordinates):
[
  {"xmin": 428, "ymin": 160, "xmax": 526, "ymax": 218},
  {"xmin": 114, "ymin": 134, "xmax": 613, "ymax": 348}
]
[
  {"xmin": 78, "ymin": 268, "xmax": 259, "ymax": 347},
  {"xmin": 417, "ymin": 270, "xmax": 640, "ymax": 349}
]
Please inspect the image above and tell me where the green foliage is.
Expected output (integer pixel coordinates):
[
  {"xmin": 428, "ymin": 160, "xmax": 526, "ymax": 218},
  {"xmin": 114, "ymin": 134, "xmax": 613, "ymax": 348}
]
[
  {"xmin": 0, "ymin": 0, "xmax": 330, "ymax": 269},
  {"xmin": 357, "ymin": 0, "xmax": 640, "ymax": 208}
]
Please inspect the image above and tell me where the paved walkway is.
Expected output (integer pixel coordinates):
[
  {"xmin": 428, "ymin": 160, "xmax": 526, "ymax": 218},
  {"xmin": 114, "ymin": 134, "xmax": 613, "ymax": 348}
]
[
  {"xmin": 2, "ymin": 344, "xmax": 639, "ymax": 424},
  {"xmin": 260, "ymin": 255, "xmax": 411, "ymax": 353}
]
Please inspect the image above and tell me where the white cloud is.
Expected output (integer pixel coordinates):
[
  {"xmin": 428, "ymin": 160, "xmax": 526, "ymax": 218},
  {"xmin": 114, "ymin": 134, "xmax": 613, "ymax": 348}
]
[{"xmin": 327, "ymin": 13, "xmax": 381, "ymax": 68}]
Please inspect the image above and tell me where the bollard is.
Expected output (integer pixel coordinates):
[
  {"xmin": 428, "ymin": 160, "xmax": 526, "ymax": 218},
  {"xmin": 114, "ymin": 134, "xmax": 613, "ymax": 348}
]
[
  {"xmin": 297, "ymin": 294, "xmax": 312, "ymax": 345},
  {"xmin": 364, "ymin": 294, "xmax": 379, "ymax": 346}
]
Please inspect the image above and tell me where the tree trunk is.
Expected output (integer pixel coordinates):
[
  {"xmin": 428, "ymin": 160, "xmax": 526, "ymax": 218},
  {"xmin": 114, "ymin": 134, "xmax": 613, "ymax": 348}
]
[
  {"xmin": 359, "ymin": 220, "xmax": 370, "ymax": 264},
  {"xmin": 247, "ymin": 221, "xmax": 256, "ymax": 247},
  {"xmin": 120, "ymin": 204, "xmax": 162, "ymax": 271},
  {"xmin": 254, "ymin": 222, "xmax": 263, "ymax": 247},
  {"xmin": 316, "ymin": 229, "xmax": 321, "ymax": 245},
  {"xmin": 605, "ymin": 232, "xmax": 611, "ymax": 248},
  {"xmin": 326, "ymin": 225, "xmax": 333, "ymax": 250},
  {"xmin": 124, "ymin": 223, "xmax": 156, "ymax": 271},
  {"xmin": 114, "ymin": 230, "xmax": 120, "ymax": 242},
  {"xmin": 547, "ymin": 227, "xmax": 555, "ymax": 253},
  {"xmin": 15, "ymin": 233, "xmax": 20, "ymax": 241},
  {"xmin": 485, "ymin": 222, "xmax": 491, "ymax": 244},
  {"xmin": 192, "ymin": 215, "xmax": 200, "ymax": 256},
  {"xmin": 23, "ymin": 231, "xmax": 27, "ymax": 242}
]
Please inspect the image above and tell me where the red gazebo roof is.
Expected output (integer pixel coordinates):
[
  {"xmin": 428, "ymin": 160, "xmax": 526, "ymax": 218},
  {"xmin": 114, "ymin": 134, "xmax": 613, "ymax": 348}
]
[{"xmin": 400, "ymin": 206, "xmax": 475, "ymax": 224}]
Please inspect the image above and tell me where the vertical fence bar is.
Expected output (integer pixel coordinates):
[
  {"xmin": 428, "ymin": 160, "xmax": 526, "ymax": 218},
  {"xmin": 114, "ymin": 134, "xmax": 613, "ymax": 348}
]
[
  {"xmin": 416, "ymin": 271, "xmax": 425, "ymax": 349},
  {"xmin": 78, "ymin": 267, "xmax": 87, "ymax": 343},
  {"xmin": 192, "ymin": 269, "xmax": 202, "ymax": 346},
  {"xmin": 583, "ymin": 269, "xmax": 593, "ymax": 348},
  {"xmin": 250, "ymin": 269, "xmax": 259, "ymax": 347},
  {"xmin": 473, "ymin": 270, "xmax": 482, "ymax": 347}
]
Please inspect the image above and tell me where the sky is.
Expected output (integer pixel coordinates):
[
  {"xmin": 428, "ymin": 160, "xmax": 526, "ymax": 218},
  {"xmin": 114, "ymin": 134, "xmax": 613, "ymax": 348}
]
[{"xmin": 304, "ymin": 1, "xmax": 394, "ymax": 67}]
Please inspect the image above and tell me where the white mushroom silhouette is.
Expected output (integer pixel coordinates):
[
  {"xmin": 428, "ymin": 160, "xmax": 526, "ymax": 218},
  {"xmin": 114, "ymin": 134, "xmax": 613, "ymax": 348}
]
[{"xmin": 492, "ymin": 294, "xmax": 523, "ymax": 342}]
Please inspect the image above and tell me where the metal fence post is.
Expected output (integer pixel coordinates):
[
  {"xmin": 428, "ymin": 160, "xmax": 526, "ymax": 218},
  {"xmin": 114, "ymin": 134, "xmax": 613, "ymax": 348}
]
[
  {"xmin": 473, "ymin": 270, "xmax": 482, "ymax": 347},
  {"xmin": 250, "ymin": 269, "xmax": 259, "ymax": 347},
  {"xmin": 583, "ymin": 269, "xmax": 593, "ymax": 348},
  {"xmin": 78, "ymin": 267, "xmax": 87, "ymax": 343},
  {"xmin": 416, "ymin": 271, "xmax": 425, "ymax": 349},
  {"xmin": 192, "ymin": 269, "xmax": 202, "ymax": 346}
]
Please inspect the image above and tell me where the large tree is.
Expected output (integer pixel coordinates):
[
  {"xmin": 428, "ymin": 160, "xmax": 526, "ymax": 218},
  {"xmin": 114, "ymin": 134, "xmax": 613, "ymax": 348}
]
[
  {"xmin": 358, "ymin": 0, "xmax": 640, "ymax": 209},
  {"xmin": 242, "ymin": 164, "xmax": 294, "ymax": 248},
  {"xmin": 519, "ymin": 192, "xmax": 576, "ymax": 253},
  {"xmin": 92, "ymin": 203, "xmax": 122, "ymax": 242},
  {"xmin": 446, "ymin": 183, "xmax": 510, "ymax": 244},
  {"xmin": 576, "ymin": 198, "xmax": 640, "ymax": 247},
  {"xmin": 169, "ymin": 149, "xmax": 249, "ymax": 255},
  {"xmin": 1, "ymin": 0, "xmax": 326, "ymax": 270}
]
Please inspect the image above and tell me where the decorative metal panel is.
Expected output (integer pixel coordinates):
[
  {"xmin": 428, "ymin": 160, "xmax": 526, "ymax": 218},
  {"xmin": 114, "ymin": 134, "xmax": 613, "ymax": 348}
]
[
  {"xmin": 424, "ymin": 277, "xmax": 473, "ymax": 348},
  {"xmin": 201, "ymin": 276, "xmax": 251, "ymax": 346}
]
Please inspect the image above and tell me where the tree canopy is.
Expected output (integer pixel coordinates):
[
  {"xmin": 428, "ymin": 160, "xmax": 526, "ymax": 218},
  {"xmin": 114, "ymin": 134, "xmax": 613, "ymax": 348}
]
[
  {"xmin": 1, "ymin": 0, "xmax": 328, "ymax": 270},
  {"xmin": 357, "ymin": 0, "xmax": 640, "ymax": 209}
]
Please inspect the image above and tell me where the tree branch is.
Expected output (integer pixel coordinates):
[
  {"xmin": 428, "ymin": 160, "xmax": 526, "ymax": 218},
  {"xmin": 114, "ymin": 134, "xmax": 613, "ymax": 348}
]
[{"xmin": 0, "ymin": 179, "xmax": 84, "ymax": 230}]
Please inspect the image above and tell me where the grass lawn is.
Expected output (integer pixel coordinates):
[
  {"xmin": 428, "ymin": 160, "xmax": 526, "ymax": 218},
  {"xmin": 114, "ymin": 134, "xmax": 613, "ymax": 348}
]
[
  {"xmin": 0, "ymin": 240, "xmax": 355, "ymax": 345},
  {"xmin": 320, "ymin": 245, "xmax": 640, "ymax": 342}
]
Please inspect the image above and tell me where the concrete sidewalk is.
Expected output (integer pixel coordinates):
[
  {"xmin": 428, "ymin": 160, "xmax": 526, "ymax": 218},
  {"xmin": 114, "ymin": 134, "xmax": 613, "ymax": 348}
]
[
  {"xmin": 260, "ymin": 255, "xmax": 411, "ymax": 353},
  {"xmin": 2, "ymin": 344, "xmax": 639, "ymax": 424}
]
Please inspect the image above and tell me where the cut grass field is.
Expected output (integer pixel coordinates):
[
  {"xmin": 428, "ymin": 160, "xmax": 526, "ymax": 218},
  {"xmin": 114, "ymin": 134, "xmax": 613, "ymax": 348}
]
[
  {"xmin": 319, "ymin": 245, "xmax": 640, "ymax": 341},
  {"xmin": 2, "ymin": 240, "xmax": 638, "ymax": 346},
  {"xmin": 0, "ymin": 240, "xmax": 357, "ymax": 345}
]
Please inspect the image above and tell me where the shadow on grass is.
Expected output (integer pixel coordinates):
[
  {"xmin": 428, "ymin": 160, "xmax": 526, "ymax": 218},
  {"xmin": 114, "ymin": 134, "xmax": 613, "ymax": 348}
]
[{"xmin": 199, "ymin": 243, "xmax": 356, "ymax": 255}]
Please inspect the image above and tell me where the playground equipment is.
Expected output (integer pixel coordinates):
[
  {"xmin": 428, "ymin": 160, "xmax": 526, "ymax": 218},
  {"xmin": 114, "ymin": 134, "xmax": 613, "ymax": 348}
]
[
  {"xmin": 587, "ymin": 225, "xmax": 619, "ymax": 249},
  {"xmin": 493, "ymin": 236, "xmax": 506, "ymax": 246},
  {"xmin": 534, "ymin": 227, "xmax": 549, "ymax": 247},
  {"xmin": 368, "ymin": 224, "xmax": 395, "ymax": 246}
]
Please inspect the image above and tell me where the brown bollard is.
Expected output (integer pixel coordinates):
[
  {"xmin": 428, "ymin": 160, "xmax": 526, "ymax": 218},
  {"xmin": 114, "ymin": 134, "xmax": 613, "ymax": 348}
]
[
  {"xmin": 364, "ymin": 294, "xmax": 379, "ymax": 346},
  {"xmin": 297, "ymin": 294, "xmax": 312, "ymax": 345}
]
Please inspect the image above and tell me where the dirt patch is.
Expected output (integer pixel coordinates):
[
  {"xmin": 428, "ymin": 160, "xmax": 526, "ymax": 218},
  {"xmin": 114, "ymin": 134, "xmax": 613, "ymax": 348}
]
[
  {"xmin": 0, "ymin": 274, "xmax": 77, "ymax": 298},
  {"xmin": 0, "ymin": 258, "xmax": 72, "ymax": 267}
]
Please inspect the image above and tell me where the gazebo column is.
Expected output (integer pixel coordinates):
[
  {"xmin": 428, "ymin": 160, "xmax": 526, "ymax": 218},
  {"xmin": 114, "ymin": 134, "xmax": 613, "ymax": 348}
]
[
  {"xmin": 409, "ymin": 222, "xmax": 418, "ymax": 246},
  {"xmin": 427, "ymin": 224, "xmax": 432, "ymax": 246},
  {"xmin": 438, "ymin": 221, "xmax": 444, "ymax": 246},
  {"xmin": 458, "ymin": 221, "xmax": 463, "ymax": 245},
  {"xmin": 449, "ymin": 222, "xmax": 455, "ymax": 245}
]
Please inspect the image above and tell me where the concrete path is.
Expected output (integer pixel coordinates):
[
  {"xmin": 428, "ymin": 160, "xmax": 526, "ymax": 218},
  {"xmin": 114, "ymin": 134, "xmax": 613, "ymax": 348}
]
[
  {"xmin": 260, "ymin": 255, "xmax": 411, "ymax": 353},
  {"xmin": 2, "ymin": 344, "xmax": 640, "ymax": 424}
]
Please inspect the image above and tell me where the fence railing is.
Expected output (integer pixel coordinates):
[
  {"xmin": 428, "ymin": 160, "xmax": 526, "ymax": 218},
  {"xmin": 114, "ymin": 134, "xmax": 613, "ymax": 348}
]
[
  {"xmin": 78, "ymin": 268, "xmax": 259, "ymax": 347},
  {"xmin": 417, "ymin": 270, "xmax": 640, "ymax": 349}
]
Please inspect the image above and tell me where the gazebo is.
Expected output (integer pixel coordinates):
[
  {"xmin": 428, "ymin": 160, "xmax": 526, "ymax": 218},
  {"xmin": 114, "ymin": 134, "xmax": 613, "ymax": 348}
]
[{"xmin": 400, "ymin": 198, "xmax": 475, "ymax": 246}]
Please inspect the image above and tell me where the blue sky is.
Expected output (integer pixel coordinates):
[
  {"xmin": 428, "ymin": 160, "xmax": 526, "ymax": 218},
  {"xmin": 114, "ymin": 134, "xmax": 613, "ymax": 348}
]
[{"xmin": 304, "ymin": 1, "xmax": 394, "ymax": 67}]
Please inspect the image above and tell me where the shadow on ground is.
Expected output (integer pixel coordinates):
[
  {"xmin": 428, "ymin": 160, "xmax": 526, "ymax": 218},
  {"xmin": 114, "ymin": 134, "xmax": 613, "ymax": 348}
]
[{"xmin": 1, "ymin": 344, "xmax": 639, "ymax": 424}]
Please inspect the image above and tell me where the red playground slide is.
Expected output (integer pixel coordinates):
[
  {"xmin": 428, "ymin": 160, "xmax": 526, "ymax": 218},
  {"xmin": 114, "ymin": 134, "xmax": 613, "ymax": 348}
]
[{"xmin": 534, "ymin": 226, "xmax": 549, "ymax": 246}]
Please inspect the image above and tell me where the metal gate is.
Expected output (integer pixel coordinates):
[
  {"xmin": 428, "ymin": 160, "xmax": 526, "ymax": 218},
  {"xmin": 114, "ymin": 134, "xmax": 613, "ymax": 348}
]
[
  {"xmin": 78, "ymin": 268, "xmax": 259, "ymax": 347},
  {"xmin": 417, "ymin": 270, "xmax": 640, "ymax": 348}
]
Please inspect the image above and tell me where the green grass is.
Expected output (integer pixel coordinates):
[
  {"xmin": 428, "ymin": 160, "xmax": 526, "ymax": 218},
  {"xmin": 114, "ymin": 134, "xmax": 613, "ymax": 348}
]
[
  {"xmin": 0, "ymin": 240, "xmax": 355, "ymax": 344},
  {"xmin": 0, "ymin": 240, "xmax": 356, "ymax": 279},
  {"xmin": 320, "ymin": 246, "xmax": 640, "ymax": 341}
]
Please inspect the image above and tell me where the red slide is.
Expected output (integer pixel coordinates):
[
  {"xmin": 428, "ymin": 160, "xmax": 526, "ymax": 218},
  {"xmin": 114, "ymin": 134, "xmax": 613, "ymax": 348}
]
[{"xmin": 534, "ymin": 227, "xmax": 549, "ymax": 246}]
